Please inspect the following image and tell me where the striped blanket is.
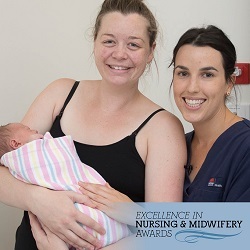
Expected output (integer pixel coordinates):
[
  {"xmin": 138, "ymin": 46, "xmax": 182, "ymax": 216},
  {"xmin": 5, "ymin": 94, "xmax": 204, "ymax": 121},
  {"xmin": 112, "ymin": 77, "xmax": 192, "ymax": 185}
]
[{"xmin": 0, "ymin": 132, "xmax": 131, "ymax": 248}]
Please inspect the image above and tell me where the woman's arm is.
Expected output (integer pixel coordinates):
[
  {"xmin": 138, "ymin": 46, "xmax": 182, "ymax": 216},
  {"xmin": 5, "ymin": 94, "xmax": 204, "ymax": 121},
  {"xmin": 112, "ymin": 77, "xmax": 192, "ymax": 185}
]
[
  {"xmin": 0, "ymin": 79, "xmax": 105, "ymax": 249},
  {"xmin": 226, "ymin": 149, "xmax": 250, "ymax": 201},
  {"xmin": 0, "ymin": 79, "xmax": 70, "ymax": 204},
  {"xmin": 21, "ymin": 78, "xmax": 76, "ymax": 134},
  {"xmin": 144, "ymin": 111, "xmax": 186, "ymax": 201}
]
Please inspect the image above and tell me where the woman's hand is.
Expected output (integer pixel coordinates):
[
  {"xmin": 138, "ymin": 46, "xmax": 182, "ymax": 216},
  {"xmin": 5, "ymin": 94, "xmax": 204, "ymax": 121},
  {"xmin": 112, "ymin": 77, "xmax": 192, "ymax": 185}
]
[
  {"xmin": 29, "ymin": 212, "xmax": 69, "ymax": 250},
  {"xmin": 29, "ymin": 186, "xmax": 105, "ymax": 250},
  {"xmin": 78, "ymin": 182, "xmax": 135, "ymax": 225}
]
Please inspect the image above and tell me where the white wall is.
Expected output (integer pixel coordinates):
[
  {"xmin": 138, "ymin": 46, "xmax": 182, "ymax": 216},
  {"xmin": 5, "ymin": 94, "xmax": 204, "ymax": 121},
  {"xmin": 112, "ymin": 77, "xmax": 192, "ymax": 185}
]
[{"xmin": 0, "ymin": 0, "xmax": 249, "ymax": 249}]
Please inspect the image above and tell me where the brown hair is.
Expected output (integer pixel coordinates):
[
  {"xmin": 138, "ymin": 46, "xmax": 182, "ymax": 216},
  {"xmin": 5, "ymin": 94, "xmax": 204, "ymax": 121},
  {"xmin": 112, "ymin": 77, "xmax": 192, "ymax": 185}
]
[
  {"xmin": 0, "ymin": 124, "xmax": 12, "ymax": 158},
  {"xmin": 93, "ymin": 0, "xmax": 158, "ymax": 47}
]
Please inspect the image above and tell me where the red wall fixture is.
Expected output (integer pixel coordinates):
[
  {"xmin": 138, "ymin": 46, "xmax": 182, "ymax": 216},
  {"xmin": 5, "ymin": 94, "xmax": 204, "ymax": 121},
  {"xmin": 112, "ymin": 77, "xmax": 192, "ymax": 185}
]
[{"xmin": 234, "ymin": 63, "xmax": 250, "ymax": 84}]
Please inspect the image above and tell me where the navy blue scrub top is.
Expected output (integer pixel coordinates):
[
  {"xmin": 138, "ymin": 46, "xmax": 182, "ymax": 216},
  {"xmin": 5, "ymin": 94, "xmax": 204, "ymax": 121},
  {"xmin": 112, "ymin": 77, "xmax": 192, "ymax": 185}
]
[{"xmin": 183, "ymin": 119, "xmax": 250, "ymax": 202}]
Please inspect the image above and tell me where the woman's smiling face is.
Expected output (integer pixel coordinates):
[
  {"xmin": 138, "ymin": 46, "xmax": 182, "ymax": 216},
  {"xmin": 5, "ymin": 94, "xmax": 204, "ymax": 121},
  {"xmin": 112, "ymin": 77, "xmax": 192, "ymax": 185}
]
[
  {"xmin": 173, "ymin": 44, "xmax": 232, "ymax": 125},
  {"xmin": 94, "ymin": 12, "xmax": 155, "ymax": 87}
]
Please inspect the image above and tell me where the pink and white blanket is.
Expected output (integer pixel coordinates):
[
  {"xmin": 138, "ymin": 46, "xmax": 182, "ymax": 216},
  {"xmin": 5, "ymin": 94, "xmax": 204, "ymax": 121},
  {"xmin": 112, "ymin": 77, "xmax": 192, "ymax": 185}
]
[{"xmin": 1, "ymin": 132, "xmax": 131, "ymax": 248}]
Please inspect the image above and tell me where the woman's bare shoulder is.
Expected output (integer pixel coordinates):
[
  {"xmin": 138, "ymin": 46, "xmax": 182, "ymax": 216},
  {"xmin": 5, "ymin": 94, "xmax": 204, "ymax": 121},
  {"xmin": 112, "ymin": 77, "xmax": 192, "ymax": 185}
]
[
  {"xmin": 21, "ymin": 78, "xmax": 79, "ymax": 133},
  {"xmin": 143, "ymin": 104, "xmax": 185, "ymax": 137},
  {"xmin": 44, "ymin": 78, "xmax": 77, "ymax": 93}
]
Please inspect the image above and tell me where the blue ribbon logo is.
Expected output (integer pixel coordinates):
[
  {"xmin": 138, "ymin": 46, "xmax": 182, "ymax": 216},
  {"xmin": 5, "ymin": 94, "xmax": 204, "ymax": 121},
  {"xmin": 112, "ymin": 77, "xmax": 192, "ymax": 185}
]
[{"xmin": 175, "ymin": 230, "xmax": 241, "ymax": 243}]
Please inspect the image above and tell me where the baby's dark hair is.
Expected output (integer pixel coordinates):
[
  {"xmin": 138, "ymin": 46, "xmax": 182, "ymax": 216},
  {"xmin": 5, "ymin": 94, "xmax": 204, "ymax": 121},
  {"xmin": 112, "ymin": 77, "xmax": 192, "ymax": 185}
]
[{"xmin": 0, "ymin": 124, "xmax": 12, "ymax": 158}]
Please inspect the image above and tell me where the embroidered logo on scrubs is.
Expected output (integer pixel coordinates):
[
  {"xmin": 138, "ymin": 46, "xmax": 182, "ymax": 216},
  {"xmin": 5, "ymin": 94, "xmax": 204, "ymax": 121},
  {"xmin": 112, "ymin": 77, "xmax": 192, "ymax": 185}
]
[{"xmin": 208, "ymin": 177, "xmax": 223, "ymax": 188}]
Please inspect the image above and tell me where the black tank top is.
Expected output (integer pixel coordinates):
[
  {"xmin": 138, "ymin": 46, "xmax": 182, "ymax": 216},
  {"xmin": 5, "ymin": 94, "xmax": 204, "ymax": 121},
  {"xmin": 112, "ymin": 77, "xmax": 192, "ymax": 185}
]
[
  {"xmin": 50, "ymin": 81, "xmax": 165, "ymax": 202},
  {"xmin": 14, "ymin": 81, "xmax": 165, "ymax": 250}
]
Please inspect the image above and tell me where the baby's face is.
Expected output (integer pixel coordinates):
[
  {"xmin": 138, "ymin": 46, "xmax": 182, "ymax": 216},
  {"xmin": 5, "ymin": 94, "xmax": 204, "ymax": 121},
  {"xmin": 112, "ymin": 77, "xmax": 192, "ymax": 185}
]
[{"xmin": 9, "ymin": 123, "xmax": 43, "ymax": 144}]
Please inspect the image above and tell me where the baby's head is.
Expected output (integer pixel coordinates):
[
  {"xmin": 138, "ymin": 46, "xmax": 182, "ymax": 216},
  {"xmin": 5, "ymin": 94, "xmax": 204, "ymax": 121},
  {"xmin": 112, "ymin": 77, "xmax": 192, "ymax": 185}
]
[{"xmin": 0, "ymin": 123, "xmax": 43, "ymax": 158}]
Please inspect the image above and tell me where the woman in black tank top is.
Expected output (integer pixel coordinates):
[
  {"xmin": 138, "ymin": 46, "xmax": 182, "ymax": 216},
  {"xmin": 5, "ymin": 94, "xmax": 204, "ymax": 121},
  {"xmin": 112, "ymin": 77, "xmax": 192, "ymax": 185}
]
[
  {"xmin": 50, "ymin": 81, "xmax": 165, "ymax": 202},
  {"xmin": 1, "ymin": 1, "xmax": 186, "ymax": 250}
]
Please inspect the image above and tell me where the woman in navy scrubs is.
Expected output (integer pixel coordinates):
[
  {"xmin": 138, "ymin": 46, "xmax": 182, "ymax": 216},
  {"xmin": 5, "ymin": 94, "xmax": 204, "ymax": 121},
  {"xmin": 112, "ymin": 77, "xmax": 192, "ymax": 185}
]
[{"xmin": 170, "ymin": 25, "xmax": 250, "ymax": 202}]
